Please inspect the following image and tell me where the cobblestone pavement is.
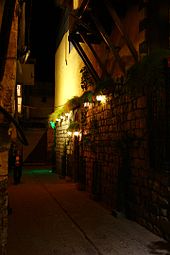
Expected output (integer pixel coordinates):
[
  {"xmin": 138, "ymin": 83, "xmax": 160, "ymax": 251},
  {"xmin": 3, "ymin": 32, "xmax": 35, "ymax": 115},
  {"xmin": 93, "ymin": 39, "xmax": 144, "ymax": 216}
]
[{"xmin": 7, "ymin": 168, "xmax": 169, "ymax": 255}]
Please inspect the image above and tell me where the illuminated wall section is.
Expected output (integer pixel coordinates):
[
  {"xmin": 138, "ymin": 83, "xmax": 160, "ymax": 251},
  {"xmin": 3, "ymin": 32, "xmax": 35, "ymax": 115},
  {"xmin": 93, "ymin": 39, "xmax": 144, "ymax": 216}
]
[{"xmin": 55, "ymin": 31, "xmax": 83, "ymax": 108}]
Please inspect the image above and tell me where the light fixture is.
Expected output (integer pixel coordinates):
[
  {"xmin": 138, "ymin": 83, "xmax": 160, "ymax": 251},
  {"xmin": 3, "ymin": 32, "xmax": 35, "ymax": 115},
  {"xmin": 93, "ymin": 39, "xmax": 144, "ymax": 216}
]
[
  {"xmin": 67, "ymin": 131, "xmax": 72, "ymax": 136},
  {"xmin": 83, "ymin": 102, "xmax": 90, "ymax": 108},
  {"xmin": 96, "ymin": 95, "xmax": 106, "ymax": 103},
  {"xmin": 60, "ymin": 115, "xmax": 65, "ymax": 120},
  {"xmin": 50, "ymin": 121, "xmax": 56, "ymax": 129},
  {"xmin": 74, "ymin": 131, "xmax": 79, "ymax": 136}
]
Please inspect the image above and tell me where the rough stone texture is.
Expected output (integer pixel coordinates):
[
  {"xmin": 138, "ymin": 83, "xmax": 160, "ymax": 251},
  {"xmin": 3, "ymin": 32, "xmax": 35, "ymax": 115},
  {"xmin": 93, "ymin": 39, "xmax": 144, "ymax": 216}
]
[
  {"xmin": 54, "ymin": 93, "xmax": 170, "ymax": 241},
  {"xmin": 0, "ymin": 1, "xmax": 18, "ymax": 254},
  {"xmin": 0, "ymin": 1, "xmax": 18, "ymax": 113}
]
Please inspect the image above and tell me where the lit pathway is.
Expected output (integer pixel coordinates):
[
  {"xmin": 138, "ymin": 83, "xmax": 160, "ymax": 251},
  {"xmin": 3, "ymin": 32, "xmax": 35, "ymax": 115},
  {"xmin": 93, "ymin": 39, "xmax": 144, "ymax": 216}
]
[{"xmin": 7, "ymin": 168, "xmax": 169, "ymax": 255}]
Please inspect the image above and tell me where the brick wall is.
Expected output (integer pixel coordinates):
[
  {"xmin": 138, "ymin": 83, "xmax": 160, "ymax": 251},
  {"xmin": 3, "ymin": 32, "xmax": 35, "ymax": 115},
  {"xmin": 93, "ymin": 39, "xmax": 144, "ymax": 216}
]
[{"xmin": 53, "ymin": 92, "xmax": 170, "ymax": 241}]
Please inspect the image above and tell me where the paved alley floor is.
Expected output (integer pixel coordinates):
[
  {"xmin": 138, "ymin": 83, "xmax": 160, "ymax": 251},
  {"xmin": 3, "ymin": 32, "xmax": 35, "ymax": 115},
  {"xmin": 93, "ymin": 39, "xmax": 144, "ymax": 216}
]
[{"xmin": 7, "ymin": 167, "xmax": 169, "ymax": 255}]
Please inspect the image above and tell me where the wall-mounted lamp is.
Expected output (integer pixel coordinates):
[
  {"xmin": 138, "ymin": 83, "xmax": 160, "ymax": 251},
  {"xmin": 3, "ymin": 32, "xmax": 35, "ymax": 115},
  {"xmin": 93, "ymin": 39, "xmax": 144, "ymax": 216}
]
[
  {"xmin": 67, "ymin": 131, "xmax": 72, "ymax": 136},
  {"xmin": 96, "ymin": 95, "xmax": 106, "ymax": 103},
  {"xmin": 60, "ymin": 115, "xmax": 65, "ymax": 121},
  {"xmin": 74, "ymin": 131, "xmax": 79, "ymax": 136},
  {"xmin": 83, "ymin": 102, "xmax": 90, "ymax": 108}
]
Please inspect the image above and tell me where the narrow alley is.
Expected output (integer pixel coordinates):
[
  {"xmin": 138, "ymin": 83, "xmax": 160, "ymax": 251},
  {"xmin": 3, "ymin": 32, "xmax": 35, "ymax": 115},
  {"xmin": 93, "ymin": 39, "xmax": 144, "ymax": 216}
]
[{"xmin": 7, "ymin": 167, "xmax": 169, "ymax": 255}]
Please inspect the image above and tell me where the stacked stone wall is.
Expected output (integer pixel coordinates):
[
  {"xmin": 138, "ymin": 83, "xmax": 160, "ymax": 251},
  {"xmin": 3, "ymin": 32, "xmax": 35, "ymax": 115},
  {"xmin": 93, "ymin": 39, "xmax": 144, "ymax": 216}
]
[
  {"xmin": 55, "ymin": 119, "xmax": 69, "ymax": 176},
  {"xmin": 53, "ymin": 93, "xmax": 170, "ymax": 240}
]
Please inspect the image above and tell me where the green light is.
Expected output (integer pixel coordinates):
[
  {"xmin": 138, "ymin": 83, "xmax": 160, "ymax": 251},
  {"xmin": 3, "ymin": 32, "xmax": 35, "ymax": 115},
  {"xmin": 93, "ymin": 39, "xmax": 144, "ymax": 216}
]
[
  {"xmin": 24, "ymin": 169, "xmax": 53, "ymax": 175},
  {"xmin": 50, "ymin": 121, "xmax": 56, "ymax": 129}
]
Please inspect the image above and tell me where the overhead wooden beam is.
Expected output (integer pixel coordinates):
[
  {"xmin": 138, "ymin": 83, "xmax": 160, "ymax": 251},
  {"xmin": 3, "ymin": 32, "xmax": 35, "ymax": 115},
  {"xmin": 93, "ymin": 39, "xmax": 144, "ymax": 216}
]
[
  {"xmin": 104, "ymin": 0, "xmax": 138, "ymax": 63},
  {"xmin": 76, "ymin": 0, "xmax": 89, "ymax": 19},
  {"xmin": 90, "ymin": 13, "xmax": 126, "ymax": 74},
  {"xmin": 79, "ymin": 31, "xmax": 109, "ymax": 77},
  {"xmin": 69, "ymin": 34, "xmax": 100, "ymax": 83}
]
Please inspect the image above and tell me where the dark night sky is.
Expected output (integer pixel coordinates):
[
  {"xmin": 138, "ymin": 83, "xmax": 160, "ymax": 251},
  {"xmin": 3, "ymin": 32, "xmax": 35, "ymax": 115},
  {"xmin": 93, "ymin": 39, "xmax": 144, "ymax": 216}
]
[{"xmin": 29, "ymin": 1, "xmax": 62, "ymax": 82}]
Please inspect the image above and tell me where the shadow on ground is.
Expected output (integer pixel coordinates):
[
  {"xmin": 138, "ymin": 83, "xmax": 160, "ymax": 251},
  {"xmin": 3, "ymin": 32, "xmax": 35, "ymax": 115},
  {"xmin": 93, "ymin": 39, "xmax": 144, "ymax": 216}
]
[{"xmin": 148, "ymin": 241, "xmax": 170, "ymax": 255}]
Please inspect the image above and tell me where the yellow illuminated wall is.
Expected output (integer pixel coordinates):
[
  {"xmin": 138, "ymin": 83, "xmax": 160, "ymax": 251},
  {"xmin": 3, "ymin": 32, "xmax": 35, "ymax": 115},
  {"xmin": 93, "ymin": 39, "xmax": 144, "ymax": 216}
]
[{"xmin": 55, "ymin": 31, "xmax": 84, "ymax": 108}]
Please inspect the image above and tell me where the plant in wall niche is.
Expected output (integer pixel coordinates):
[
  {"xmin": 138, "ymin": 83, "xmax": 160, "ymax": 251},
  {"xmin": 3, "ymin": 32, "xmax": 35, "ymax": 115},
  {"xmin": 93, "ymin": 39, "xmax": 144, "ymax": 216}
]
[
  {"xmin": 124, "ymin": 49, "xmax": 170, "ymax": 95},
  {"xmin": 80, "ymin": 66, "xmax": 96, "ymax": 91}
]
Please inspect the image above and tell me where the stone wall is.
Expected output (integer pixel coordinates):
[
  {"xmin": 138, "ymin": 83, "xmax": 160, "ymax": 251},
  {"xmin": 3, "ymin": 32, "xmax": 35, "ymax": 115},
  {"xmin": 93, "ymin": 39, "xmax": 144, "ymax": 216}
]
[
  {"xmin": 0, "ymin": 1, "xmax": 18, "ymax": 254},
  {"xmin": 1, "ymin": 1, "xmax": 18, "ymax": 112},
  {"xmin": 53, "ymin": 93, "xmax": 170, "ymax": 241}
]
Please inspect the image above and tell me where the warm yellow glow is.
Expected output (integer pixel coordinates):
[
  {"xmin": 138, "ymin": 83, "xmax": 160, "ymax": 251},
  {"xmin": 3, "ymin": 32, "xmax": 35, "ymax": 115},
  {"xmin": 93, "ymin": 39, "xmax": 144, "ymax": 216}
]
[
  {"xmin": 17, "ymin": 84, "xmax": 22, "ymax": 113},
  {"xmin": 17, "ymin": 97, "xmax": 22, "ymax": 113},
  {"xmin": 84, "ymin": 102, "xmax": 90, "ymax": 108},
  {"xmin": 67, "ymin": 131, "xmax": 72, "ymax": 136},
  {"xmin": 73, "ymin": 0, "xmax": 79, "ymax": 9},
  {"xmin": 74, "ymin": 131, "xmax": 79, "ymax": 136},
  {"xmin": 96, "ymin": 95, "xmax": 106, "ymax": 103},
  {"xmin": 60, "ymin": 115, "xmax": 65, "ymax": 120},
  {"xmin": 55, "ymin": 31, "xmax": 83, "ymax": 108},
  {"xmin": 17, "ymin": 84, "xmax": 22, "ymax": 97}
]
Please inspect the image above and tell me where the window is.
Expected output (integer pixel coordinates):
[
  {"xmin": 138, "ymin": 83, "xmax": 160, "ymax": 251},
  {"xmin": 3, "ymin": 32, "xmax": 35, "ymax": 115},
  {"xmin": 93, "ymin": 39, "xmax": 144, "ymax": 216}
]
[{"xmin": 16, "ymin": 84, "xmax": 22, "ymax": 114}]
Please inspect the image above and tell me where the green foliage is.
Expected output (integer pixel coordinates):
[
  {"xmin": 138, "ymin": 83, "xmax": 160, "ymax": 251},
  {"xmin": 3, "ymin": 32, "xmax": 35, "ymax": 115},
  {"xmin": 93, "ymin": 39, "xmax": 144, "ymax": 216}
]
[
  {"xmin": 80, "ymin": 90, "xmax": 94, "ymax": 103},
  {"xmin": 80, "ymin": 66, "xmax": 96, "ymax": 91},
  {"xmin": 67, "ymin": 120, "xmax": 80, "ymax": 132},
  {"xmin": 49, "ymin": 105, "xmax": 65, "ymax": 122},
  {"xmin": 65, "ymin": 96, "xmax": 81, "ymax": 111},
  {"xmin": 95, "ymin": 77, "xmax": 115, "ymax": 93},
  {"xmin": 124, "ymin": 49, "xmax": 170, "ymax": 95}
]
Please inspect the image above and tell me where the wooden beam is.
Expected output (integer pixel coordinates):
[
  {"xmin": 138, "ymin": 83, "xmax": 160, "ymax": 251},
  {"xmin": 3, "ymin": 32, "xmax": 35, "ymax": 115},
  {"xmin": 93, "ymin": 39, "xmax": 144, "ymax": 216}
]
[
  {"xmin": 90, "ymin": 13, "xmax": 126, "ymax": 74},
  {"xmin": 79, "ymin": 31, "xmax": 109, "ymax": 77},
  {"xmin": 76, "ymin": 0, "xmax": 89, "ymax": 19},
  {"xmin": 69, "ymin": 34, "xmax": 100, "ymax": 83},
  {"xmin": 104, "ymin": 0, "xmax": 138, "ymax": 63}
]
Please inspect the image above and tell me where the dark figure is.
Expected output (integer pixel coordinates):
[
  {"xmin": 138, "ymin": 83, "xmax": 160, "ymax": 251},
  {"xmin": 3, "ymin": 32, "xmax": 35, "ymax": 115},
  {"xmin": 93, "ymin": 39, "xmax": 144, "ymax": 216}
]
[{"xmin": 13, "ymin": 149, "xmax": 23, "ymax": 184}]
